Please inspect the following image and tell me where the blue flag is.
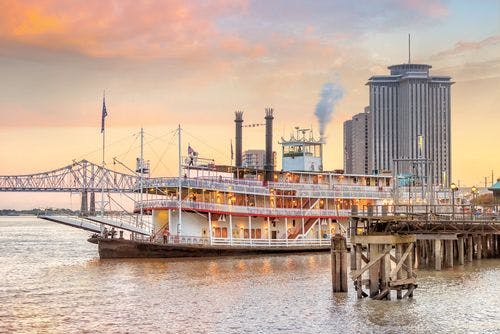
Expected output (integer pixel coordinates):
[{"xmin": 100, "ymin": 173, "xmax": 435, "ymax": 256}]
[{"xmin": 101, "ymin": 94, "xmax": 107, "ymax": 133}]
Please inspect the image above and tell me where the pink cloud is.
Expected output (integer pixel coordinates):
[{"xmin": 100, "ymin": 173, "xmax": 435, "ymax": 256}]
[
  {"xmin": 399, "ymin": 0, "xmax": 449, "ymax": 18},
  {"xmin": 219, "ymin": 35, "xmax": 267, "ymax": 58},
  {"xmin": 0, "ymin": 0, "xmax": 259, "ymax": 60},
  {"xmin": 431, "ymin": 35, "xmax": 500, "ymax": 59}
]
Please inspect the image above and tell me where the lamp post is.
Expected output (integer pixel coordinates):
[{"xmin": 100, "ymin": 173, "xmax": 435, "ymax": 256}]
[
  {"xmin": 471, "ymin": 185, "xmax": 478, "ymax": 219},
  {"xmin": 450, "ymin": 182, "xmax": 458, "ymax": 220}
]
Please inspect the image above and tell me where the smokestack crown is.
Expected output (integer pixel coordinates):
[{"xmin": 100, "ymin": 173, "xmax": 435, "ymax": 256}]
[
  {"xmin": 265, "ymin": 108, "xmax": 274, "ymax": 119},
  {"xmin": 264, "ymin": 107, "xmax": 274, "ymax": 181},
  {"xmin": 235, "ymin": 111, "xmax": 243, "ymax": 122}
]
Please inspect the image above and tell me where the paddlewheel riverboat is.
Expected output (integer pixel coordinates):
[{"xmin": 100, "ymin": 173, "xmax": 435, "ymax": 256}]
[{"xmin": 95, "ymin": 110, "xmax": 394, "ymax": 258}]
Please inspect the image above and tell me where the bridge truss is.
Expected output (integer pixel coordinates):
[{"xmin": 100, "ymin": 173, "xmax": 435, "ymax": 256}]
[{"xmin": 0, "ymin": 160, "xmax": 139, "ymax": 193}]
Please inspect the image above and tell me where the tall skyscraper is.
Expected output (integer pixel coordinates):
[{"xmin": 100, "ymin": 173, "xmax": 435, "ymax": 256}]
[
  {"xmin": 242, "ymin": 149, "xmax": 276, "ymax": 170},
  {"xmin": 343, "ymin": 107, "xmax": 372, "ymax": 174},
  {"xmin": 367, "ymin": 63, "xmax": 453, "ymax": 186}
]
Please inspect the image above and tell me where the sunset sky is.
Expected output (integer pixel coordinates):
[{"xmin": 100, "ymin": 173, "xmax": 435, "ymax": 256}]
[{"xmin": 0, "ymin": 0, "xmax": 499, "ymax": 209}]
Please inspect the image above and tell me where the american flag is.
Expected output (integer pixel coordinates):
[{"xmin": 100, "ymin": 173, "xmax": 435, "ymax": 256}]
[{"xmin": 101, "ymin": 94, "xmax": 108, "ymax": 133}]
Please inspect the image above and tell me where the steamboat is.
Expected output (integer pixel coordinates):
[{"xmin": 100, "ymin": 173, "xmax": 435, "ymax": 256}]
[{"xmin": 91, "ymin": 109, "xmax": 394, "ymax": 258}]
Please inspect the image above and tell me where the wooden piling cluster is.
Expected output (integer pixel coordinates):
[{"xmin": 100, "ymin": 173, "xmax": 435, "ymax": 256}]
[
  {"xmin": 414, "ymin": 233, "xmax": 500, "ymax": 270},
  {"xmin": 331, "ymin": 209, "xmax": 500, "ymax": 299},
  {"xmin": 350, "ymin": 234, "xmax": 417, "ymax": 300}
]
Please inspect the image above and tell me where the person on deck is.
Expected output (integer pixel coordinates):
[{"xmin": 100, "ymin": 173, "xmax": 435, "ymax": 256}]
[{"xmin": 163, "ymin": 228, "xmax": 169, "ymax": 244}]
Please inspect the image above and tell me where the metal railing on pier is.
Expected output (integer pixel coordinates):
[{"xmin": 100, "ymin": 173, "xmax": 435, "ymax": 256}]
[{"xmin": 353, "ymin": 204, "xmax": 499, "ymax": 221}]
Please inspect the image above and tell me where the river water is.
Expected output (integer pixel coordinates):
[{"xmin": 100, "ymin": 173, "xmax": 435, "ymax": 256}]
[{"xmin": 1, "ymin": 218, "xmax": 499, "ymax": 333}]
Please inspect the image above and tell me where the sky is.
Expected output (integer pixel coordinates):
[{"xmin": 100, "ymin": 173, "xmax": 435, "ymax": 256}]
[{"xmin": 0, "ymin": 0, "xmax": 499, "ymax": 209}]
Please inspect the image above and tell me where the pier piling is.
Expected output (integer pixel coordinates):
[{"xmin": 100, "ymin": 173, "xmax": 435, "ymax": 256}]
[
  {"xmin": 467, "ymin": 236, "xmax": 474, "ymax": 262},
  {"xmin": 476, "ymin": 236, "xmax": 482, "ymax": 260},
  {"xmin": 434, "ymin": 239, "xmax": 442, "ymax": 271},
  {"xmin": 331, "ymin": 234, "xmax": 348, "ymax": 293},
  {"xmin": 457, "ymin": 237, "xmax": 464, "ymax": 265},
  {"xmin": 445, "ymin": 240, "xmax": 453, "ymax": 268},
  {"xmin": 350, "ymin": 235, "xmax": 417, "ymax": 300}
]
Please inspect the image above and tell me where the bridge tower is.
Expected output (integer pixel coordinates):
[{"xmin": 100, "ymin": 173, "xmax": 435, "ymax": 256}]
[
  {"xmin": 89, "ymin": 192, "xmax": 96, "ymax": 215},
  {"xmin": 80, "ymin": 191, "xmax": 88, "ymax": 216}
]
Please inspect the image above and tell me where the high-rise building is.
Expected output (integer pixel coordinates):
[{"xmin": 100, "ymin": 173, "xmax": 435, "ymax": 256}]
[
  {"xmin": 367, "ymin": 63, "xmax": 452, "ymax": 186},
  {"xmin": 343, "ymin": 107, "xmax": 372, "ymax": 174},
  {"xmin": 242, "ymin": 150, "xmax": 276, "ymax": 170},
  {"xmin": 343, "ymin": 120, "xmax": 353, "ymax": 173}
]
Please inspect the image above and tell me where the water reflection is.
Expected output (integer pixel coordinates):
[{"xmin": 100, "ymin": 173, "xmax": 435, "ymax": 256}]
[{"xmin": 1, "ymin": 219, "xmax": 499, "ymax": 333}]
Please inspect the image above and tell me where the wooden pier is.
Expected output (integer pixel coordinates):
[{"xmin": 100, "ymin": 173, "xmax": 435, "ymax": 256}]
[{"xmin": 331, "ymin": 205, "xmax": 500, "ymax": 299}]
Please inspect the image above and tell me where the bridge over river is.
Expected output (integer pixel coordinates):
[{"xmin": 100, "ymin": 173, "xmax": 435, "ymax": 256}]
[{"xmin": 0, "ymin": 160, "xmax": 150, "ymax": 235}]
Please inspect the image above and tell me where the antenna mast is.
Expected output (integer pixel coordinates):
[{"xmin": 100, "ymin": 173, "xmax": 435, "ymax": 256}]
[
  {"xmin": 408, "ymin": 33, "xmax": 411, "ymax": 64},
  {"xmin": 139, "ymin": 127, "xmax": 144, "ymax": 224}
]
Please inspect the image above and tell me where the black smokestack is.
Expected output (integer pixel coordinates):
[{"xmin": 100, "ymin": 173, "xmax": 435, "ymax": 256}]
[
  {"xmin": 235, "ymin": 111, "xmax": 243, "ymax": 167},
  {"xmin": 264, "ymin": 108, "xmax": 274, "ymax": 181}
]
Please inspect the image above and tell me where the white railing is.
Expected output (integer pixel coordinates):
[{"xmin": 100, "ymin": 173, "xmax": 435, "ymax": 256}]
[
  {"xmin": 142, "ymin": 177, "xmax": 392, "ymax": 199},
  {"xmin": 138, "ymin": 199, "xmax": 351, "ymax": 217},
  {"xmin": 133, "ymin": 234, "xmax": 330, "ymax": 247},
  {"xmin": 134, "ymin": 234, "xmax": 211, "ymax": 245},
  {"xmin": 210, "ymin": 237, "xmax": 330, "ymax": 247},
  {"xmin": 100, "ymin": 213, "xmax": 152, "ymax": 232}
]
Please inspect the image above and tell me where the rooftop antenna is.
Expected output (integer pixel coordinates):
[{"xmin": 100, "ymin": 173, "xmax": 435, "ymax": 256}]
[{"xmin": 408, "ymin": 33, "xmax": 411, "ymax": 64}]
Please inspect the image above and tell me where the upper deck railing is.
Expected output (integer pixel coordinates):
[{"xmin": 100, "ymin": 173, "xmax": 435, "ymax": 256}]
[
  {"xmin": 138, "ymin": 199, "xmax": 352, "ymax": 217},
  {"xmin": 143, "ymin": 177, "xmax": 392, "ymax": 199}
]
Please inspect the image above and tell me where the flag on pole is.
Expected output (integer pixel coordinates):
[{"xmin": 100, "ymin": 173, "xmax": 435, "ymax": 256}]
[{"xmin": 101, "ymin": 94, "xmax": 108, "ymax": 133}]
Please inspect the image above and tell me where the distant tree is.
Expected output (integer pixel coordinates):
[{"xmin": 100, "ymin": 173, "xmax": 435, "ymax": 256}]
[{"xmin": 472, "ymin": 194, "xmax": 493, "ymax": 205}]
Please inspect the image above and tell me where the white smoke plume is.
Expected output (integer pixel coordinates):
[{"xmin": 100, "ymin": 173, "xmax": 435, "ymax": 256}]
[{"xmin": 314, "ymin": 82, "xmax": 343, "ymax": 140}]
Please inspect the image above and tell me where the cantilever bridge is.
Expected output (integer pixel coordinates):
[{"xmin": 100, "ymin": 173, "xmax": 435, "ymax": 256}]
[
  {"xmin": 0, "ymin": 160, "xmax": 138, "ymax": 193},
  {"xmin": 0, "ymin": 160, "xmax": 140, "ymax": 215}
]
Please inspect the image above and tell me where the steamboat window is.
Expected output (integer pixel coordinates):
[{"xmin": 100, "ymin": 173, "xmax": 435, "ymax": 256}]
[{"xmin": 213, "ymin": 227, "xmax": 228, "ymax": 238}]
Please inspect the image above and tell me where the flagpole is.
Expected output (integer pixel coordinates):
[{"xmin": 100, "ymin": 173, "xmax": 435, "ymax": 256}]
[
  {"xmin": 101, "ymin": 92, "xmax": 106, "ymax": 221},
  {"xmin": 177, "ymin": 124, "xmax": 182, "ymax": 237}
]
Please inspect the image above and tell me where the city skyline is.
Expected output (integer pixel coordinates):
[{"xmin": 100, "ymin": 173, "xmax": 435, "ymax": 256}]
[{"xmin": 0, "ymin": 0, "xmax": 499, "ymax": 208}]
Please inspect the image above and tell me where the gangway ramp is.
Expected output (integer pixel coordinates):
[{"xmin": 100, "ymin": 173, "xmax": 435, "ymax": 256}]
[
  {"xmin": 86, "ymin": 216, "xmax": 149, "ymax": 236},
  {"xmin": 39, "ymin": 215, "xmax": 101, "ymax": 233}
]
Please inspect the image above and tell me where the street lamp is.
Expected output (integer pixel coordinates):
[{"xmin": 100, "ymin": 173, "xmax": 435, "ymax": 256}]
[
  {"xmin": 450, "ymin": 182, "xmax": 458, "ymax": 219},
  {"xmin": 471, "ymin": 186, "xmax": 478, "ymax": 218}
]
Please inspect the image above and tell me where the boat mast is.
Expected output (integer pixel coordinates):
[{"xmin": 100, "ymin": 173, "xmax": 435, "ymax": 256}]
[
  {"xmin": 100, "ymin": 92, "xmax": 106, "ymax": 224},
  {"xmin": 140, "ymin": 127, "xmax": 144, "ymax": 225},
  {"xmin": 177, "ymin": 124, "xmax": 182, "ymax": 236}
]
